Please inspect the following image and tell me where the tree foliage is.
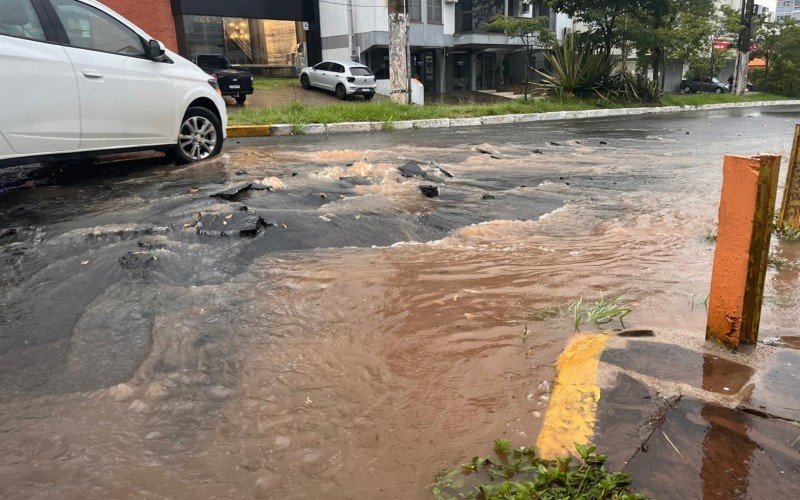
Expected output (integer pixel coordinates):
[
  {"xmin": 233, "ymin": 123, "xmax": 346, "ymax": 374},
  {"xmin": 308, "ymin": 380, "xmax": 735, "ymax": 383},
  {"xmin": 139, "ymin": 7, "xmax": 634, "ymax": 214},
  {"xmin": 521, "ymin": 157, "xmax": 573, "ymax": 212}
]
[{"xmin": 484, "ymin": 15, "xmax": 555, "ymax": 100}]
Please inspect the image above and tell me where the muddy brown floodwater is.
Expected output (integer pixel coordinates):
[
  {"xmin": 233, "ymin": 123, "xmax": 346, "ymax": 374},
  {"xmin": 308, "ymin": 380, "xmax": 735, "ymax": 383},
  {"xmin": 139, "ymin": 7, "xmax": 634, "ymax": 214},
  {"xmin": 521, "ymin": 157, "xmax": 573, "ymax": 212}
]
[{"xmin": 1, "ymin": 108, "xmax": 799, "ymax": 498}]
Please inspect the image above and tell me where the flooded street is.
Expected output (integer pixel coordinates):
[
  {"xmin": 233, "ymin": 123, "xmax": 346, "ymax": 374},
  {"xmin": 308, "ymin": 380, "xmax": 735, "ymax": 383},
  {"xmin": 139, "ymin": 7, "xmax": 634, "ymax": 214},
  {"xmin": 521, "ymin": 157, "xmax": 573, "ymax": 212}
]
[{"xmin": 2, "ymin": 108, "xmax": 799, "ymax": 498}]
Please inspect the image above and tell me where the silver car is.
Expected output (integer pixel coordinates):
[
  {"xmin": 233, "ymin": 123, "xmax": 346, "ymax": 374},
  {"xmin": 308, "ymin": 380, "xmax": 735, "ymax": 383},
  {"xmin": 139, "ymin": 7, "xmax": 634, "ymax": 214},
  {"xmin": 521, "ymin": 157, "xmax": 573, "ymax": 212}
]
[{"xmin": 300, "ymin": 61, "xmax": 377, "ymax": 100}]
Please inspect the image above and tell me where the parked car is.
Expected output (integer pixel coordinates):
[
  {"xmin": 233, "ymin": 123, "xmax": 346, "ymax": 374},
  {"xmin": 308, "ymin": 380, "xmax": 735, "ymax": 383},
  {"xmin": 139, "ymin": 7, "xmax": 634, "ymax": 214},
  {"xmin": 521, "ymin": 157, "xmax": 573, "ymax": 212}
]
[
  {"xmin": 679, "ymin": 77, "xmax": 730, "ymax": 94},
  {"xmin": 0, "ymin": 0, "xmax": 227, "ymax": 167},
  {"xmin": 192, "ymin": 54, "xmax": 253, "ymax": 105},
  {"xmin": 300, "ymin": 61, "xmax": 377, "ymax": 100}
]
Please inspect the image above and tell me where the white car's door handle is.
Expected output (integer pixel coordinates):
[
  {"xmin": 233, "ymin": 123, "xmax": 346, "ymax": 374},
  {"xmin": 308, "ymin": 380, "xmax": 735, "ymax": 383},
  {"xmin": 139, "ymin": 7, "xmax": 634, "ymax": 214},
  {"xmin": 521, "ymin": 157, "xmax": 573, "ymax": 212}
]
[{"xmin": 82, "ymin": 69, "xmax": 103, "ymax": 79}]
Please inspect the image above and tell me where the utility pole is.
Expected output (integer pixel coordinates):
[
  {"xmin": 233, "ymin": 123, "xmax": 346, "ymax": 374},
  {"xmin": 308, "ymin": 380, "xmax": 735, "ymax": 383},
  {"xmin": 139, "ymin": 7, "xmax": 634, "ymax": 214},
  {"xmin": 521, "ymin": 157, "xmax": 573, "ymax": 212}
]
[
  {"xmin": 733, "ymin": 0, "xmax": 756, "ymax": 95},
  {"xmin": 388, "ymin": 0, "xmax": 410, "ymax": 104}
]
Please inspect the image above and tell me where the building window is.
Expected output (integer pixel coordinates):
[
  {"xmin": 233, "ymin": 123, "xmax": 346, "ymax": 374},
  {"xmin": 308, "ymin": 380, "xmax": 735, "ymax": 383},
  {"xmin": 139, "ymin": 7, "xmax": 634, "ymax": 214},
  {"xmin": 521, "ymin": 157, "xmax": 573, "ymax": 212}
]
[
  {"xmin": 428, "ymin": 0, "xmax": 442, "ymax": 23},
  {"xmin": 182, "ymin": 15, "xmax": 299, "ymax": 66},
  {"xmin": 409, "ymin": 0, "xmax": 422, "ymax": 21}
]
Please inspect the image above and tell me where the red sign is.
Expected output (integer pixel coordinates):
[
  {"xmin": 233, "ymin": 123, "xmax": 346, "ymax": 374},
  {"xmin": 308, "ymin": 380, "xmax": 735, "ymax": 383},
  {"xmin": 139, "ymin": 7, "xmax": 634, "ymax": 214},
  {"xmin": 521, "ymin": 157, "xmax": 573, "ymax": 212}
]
[{"xmin": 713, "ymin": 41, "xmax": 730, "ymax": 50}]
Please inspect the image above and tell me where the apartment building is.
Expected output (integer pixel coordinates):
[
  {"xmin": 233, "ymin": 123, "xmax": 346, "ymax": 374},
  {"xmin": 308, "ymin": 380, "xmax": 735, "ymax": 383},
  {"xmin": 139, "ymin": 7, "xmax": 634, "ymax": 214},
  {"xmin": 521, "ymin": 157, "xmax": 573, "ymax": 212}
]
[
  {"xmin": 319, "ymin": 1, "xmax": 570, "ymax": 94},
  {"xmin": 777, "ymin": 0, "xmax": 800, "ymax": 21}
]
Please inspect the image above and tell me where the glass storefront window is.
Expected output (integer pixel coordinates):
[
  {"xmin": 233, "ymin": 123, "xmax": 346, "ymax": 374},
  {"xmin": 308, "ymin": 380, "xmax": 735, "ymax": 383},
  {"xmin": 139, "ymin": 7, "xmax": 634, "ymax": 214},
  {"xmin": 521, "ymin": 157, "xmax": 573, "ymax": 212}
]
[{"xmin": 182, "ymin": 15, "xmax": 300, "ymax": 66}]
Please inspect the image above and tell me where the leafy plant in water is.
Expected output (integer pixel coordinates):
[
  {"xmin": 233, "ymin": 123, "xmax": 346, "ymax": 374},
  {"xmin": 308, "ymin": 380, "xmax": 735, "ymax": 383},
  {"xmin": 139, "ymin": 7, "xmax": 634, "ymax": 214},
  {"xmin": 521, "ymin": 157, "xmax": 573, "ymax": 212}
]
[
  {"xmin": 570, "ymin": 294, "xmax": 633, "ymax": 331},
  {"xmin": 432, "ymin": 442, "xmax": 645, "ymax": 500},
  {"xmin": 777, "ymin": 223, "xmax": 800, "ymax": 242},
  {"xmin": 701, "ymin": 227, "xmax": 717, "ymax": 244},
  {"xmin": 768, "ymin": 252, "xmax": 794, "ymax": 269},
  {"xmin": 494, "ymin": 438, "xmax": 512, "ymax": 454}
]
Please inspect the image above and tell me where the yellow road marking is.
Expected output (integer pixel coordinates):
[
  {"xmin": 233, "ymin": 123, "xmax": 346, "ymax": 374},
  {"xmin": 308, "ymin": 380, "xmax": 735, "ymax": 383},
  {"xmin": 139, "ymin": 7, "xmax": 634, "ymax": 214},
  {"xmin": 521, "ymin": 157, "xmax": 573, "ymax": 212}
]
[{"xmin": 536, "ymin": 333, "xmax": 608, "ymax": 458}]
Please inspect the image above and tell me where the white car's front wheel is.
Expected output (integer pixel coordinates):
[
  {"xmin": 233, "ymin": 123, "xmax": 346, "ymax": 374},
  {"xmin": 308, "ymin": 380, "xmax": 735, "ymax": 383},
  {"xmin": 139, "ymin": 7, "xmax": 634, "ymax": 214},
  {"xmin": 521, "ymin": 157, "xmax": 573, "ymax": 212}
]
[{"xmin": 172, "ymin": 107, "xmax": 223, "ymax": 164}]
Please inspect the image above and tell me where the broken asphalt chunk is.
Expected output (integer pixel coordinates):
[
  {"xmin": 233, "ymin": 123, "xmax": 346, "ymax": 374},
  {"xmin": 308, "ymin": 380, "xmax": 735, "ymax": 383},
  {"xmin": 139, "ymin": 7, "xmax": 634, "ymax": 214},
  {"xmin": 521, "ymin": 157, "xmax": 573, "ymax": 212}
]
[
  {"xmin": 430, "ymin": 162, "xmax": 454, "ymax": 178},
  {"xmin": 398, "ymin": 161, "xmax": 427, "ymax": 178},
  {"xmin": 419, "ymin": 185, "xmax": 439, "ymax": 198},
  {"xmin": 211, "ymin": 183, "xmax": 272, "ymax": 201},
  {"xmin": 119, "ymin": 251, "xmax": 155, "ymax": 270},
  {"xmin": 195, "ymin": 211, "xmax": 268, "ymax": 237}
]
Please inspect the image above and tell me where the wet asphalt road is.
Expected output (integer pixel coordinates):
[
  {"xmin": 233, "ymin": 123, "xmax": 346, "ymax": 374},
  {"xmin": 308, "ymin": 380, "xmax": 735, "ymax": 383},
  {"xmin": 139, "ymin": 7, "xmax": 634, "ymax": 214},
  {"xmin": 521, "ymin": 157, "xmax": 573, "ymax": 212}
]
[{"xmin": 1, "ymin": 106, "xmax": 799, "ymax": 498}]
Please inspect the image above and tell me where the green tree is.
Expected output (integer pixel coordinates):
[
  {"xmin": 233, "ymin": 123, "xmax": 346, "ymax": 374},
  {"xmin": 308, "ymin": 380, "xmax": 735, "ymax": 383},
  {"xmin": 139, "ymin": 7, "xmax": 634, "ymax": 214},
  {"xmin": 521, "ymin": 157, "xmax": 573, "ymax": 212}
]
[
  {"xmin": 623, "ymin": 0, "xmax": 716, "ymax": 89},
  {"xmin": 546, "ymin": 0, "xmax": 648, "ymax": 58},
  {"xmin": 767, "ymin": 21, "xmax": 800, "ymax": 96},
  {"xmin": 485, "ymin": 15, "xmax": 555, "ymax": 100},
  {"xmin": 684, "ymin": 5, "xmax": 741, "ymax": 87},
  {"xmin": 753, "ymin": 21, "xmax": 787, "ymax": 90}
]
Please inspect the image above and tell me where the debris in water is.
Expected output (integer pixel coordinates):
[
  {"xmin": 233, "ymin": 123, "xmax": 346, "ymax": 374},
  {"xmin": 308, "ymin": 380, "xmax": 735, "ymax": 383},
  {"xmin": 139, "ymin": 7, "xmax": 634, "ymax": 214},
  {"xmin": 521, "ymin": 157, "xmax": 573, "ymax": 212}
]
[
  {"xmin": 212, "ymin": 183, "xmax": 273, "ymax": 201},
  {"xmin": 482, "ymin": 194, "xmax": 496, "ymax": 200},
  {"xmin": 118, "ymin": 251, "xmax": 155, "ymax": 269},
  {"xmin": 549, "ymin": 142, "xmax": 562, "ymax": 146},
  {"xmin": 195, "ymin": 211, "xmax": 268, "ymax": 237},
  {"xmin": 235, "ymin": 170, "xmax": 248, "ymax": 176},
  {"xmin": 431, "ymin": 162, "xmax": 454, "ymax": 178},
  {"xmin": 319, "ymin": 192, "xmax": 327, "ymax": 199},
  {"xmin": 531, "ymin": 149, "xmax": 544, "ymax": 155},
  {"xmin": 398, "ymin": 161, "xmax": 427, "ymax": 178},
  {"xmin": 475, "ymin": 146, "xmax": 502, "ymax": 159},
  {"xmin": 599, "ymin": 141, "xmax": 608, "ymax": 145},
  {"xmin": 617, "ymin": 330, "xmax": 655, "ymax": 338},
  {"xmin": 188, "ymin": 187, "xmax": 200, "ymax": 194},
  {"xmin": 0, "ymin": 228, "xmax": 17, "ymax": 239},
  {"xmin": 81, "ymin": 260, "xmax": 89, "ymax": 266},
  {"xmin": 419, "ymin": 185, "xmax": 439, "ymax": 198},
  {"xmin": 319, "ymin": 216, "xmax": 331, "ymax": 222}
]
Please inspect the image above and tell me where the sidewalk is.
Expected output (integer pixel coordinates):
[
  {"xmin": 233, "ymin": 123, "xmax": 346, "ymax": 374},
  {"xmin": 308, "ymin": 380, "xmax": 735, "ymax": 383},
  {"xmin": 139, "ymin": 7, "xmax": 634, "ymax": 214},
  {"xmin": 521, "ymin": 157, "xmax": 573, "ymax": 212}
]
[{"xmin": 537, "ymin": 328, "xmax": 800, "ymax": 498}]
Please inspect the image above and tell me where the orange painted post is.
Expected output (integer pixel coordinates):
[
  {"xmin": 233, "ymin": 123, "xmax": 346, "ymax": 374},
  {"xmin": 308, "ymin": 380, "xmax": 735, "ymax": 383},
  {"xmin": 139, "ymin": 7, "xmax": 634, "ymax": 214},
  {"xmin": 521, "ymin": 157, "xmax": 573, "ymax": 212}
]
[
  {"xmin": 707, "ymin": 155, "xmax": 781, "ymax": 348},
  {"xmin": 778, "ymin": 125, "xmax": 800, "ymax": 230}
]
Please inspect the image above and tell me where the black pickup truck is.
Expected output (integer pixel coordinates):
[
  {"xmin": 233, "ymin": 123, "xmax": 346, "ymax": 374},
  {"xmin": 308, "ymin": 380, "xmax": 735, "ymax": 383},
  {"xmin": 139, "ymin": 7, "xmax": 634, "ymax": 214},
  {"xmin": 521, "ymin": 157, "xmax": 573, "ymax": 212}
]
[{"xmin": 192, "ymin": 55, "xmax": 254, "ymax": 104}]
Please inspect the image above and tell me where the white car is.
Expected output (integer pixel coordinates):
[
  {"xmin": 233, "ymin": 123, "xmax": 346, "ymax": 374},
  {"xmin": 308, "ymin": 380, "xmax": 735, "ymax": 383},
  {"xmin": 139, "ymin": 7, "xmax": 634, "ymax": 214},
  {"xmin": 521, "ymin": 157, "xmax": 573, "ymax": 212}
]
[
  {"xmin": 300, "ymin": 61, "xmax": 377, "ymax": 100},
  {"xmin": 0, "ymin": 0, "xmax": 227, "ymax": 167}
]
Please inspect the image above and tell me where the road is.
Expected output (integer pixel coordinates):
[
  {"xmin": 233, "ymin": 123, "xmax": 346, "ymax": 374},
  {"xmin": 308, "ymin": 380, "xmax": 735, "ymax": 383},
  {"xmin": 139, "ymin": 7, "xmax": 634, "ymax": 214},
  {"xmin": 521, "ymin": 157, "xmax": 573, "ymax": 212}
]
[{"xmin": 1, "ymin": 107, "xmax": 799, "ymax": 498}]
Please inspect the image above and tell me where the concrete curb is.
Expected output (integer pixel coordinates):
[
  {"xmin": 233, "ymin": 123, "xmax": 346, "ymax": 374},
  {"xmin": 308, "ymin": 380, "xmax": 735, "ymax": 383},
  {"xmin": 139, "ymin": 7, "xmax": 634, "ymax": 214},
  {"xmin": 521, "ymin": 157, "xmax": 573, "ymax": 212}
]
[{"xmin": 226, "ymin": 100, "xmax": 800, "ymax": 139}]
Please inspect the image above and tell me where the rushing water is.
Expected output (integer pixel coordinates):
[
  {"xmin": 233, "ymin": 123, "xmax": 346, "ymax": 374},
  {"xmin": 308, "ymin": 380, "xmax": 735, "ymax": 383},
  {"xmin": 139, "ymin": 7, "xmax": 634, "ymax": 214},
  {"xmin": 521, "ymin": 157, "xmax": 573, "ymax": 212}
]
[{"xmin": 1, "ymin": 108, "xmax": 799, "ymax": 498}]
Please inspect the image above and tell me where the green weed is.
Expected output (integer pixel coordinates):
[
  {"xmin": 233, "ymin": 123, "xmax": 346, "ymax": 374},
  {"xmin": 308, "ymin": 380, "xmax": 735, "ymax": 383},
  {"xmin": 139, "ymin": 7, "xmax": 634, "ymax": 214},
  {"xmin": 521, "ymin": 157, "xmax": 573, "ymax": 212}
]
[
  {"xmin": 701, "ymin": 228, "xmax": 717, "ymax": 244},
  {"xmin": 494, "ymin": 439, "xmax": 512, "ymax": 454},
  {"xmin": 777, "ymin": 223, "xmax": 800, "ymax": 242},
  {"xmin": 432, "ymin": 442, "xmax": 645, "ymax": 500},
  {"xmin": 570, "ymin": 294, "xmax": 633, "ymax": 330},
  {"xmin": 768, "ymin": 253, "xmax": 794, "ymax": 269}
]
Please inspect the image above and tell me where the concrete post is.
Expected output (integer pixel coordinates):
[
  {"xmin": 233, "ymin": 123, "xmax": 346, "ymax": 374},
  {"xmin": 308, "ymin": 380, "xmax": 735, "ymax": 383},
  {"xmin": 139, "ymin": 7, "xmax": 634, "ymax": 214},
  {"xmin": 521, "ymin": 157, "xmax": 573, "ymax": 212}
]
[
  {"xmin": 388, "ymin": 0, "xmax": 409, "ymax": 104},
  {"xmin": 707, "ymin": 155, "xmax": 781, "ymax": 348},
  {"xmin": 778, "ymin": 125, "xmax": 800, "ymax": 230}
]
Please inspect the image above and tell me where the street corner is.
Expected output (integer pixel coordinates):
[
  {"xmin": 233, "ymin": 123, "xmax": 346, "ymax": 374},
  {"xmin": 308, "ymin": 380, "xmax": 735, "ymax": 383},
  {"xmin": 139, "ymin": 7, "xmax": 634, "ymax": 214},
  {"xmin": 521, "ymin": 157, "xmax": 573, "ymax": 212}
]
[{"xmin": 581, "ymin": 331, "xmax": 800, "ymax": 498}]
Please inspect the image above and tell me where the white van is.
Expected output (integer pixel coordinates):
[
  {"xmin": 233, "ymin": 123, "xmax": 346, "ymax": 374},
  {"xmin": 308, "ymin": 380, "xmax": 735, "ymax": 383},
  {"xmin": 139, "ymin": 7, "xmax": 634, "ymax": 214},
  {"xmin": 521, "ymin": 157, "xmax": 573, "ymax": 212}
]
[{"xmin": 0, "ymin": 0, "xmax": 227, "ymax": 167}]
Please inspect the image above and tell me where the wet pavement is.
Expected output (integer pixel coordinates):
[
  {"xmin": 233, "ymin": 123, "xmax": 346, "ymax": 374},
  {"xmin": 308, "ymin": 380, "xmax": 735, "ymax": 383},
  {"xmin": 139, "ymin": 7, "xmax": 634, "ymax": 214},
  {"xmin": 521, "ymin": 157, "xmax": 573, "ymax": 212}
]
[{"xmin": 1, "ymin": 106, "xmax": 800, "ymax": 498}]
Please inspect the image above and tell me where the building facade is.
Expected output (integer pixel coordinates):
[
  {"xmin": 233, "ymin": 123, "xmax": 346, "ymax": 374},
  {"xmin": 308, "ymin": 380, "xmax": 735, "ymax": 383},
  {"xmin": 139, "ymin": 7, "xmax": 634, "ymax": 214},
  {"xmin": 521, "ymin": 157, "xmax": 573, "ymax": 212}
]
[
  {"xmin": 319, "ymin": 0, "xmax": 568, "ymax": 94},
  {"xmin": 102, "ymin": 0, "xmax": 323, "ymax": 73},
  {"xmin": 777, "ymin": 0, "xmax": 800, "ymax": 21}
]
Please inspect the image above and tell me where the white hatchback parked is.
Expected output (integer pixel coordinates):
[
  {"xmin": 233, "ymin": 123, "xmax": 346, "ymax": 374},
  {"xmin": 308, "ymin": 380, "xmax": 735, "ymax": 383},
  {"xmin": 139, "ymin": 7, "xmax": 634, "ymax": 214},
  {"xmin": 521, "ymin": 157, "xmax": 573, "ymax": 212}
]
[
  {"xmin": 300, "ymin": 60, "xmax": 377, "ymax": 100},
  {"xmin": 0, "ymin": 0, "xmax": 227, "ymax": 167}
]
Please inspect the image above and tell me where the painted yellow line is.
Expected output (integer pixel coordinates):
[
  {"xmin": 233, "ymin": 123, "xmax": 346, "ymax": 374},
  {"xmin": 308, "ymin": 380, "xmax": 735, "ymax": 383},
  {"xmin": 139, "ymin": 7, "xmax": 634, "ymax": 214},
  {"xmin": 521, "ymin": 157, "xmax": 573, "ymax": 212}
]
[
  {"xmin": 227, "ymin": 125, "xmax": 271, "ymax": 138},
  {"xmin": 535, "ymin": 333, "xmax": 608, "ymax": 458}
]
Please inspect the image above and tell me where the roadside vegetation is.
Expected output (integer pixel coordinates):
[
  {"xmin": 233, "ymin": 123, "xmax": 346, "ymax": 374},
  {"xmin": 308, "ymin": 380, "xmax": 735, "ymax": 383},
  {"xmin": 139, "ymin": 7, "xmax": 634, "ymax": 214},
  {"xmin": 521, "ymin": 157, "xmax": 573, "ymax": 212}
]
[
  {"xmin": 228, "ymin": 92, "xmax": 788, "ymax": 126},
  {"xmin": 252, "ymin": 77, "xmax": 298, "ymax": 90},
  {"xmin": 570, "ymin": 295, "xmax": 633, "ymax": 331},
  {"xmin": 432, "ymin": 442, "xmax": 645, "ymax": 500}
]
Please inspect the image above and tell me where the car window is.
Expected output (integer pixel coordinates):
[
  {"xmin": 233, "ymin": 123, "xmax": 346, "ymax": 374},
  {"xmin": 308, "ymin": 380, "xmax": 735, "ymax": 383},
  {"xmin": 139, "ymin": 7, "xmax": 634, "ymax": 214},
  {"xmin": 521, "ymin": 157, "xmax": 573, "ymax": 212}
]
[
  {"xmin": 350, "ymin": 67, "xmax": 373, "ymax": 76},
  {"xmin": 50, "ymin": 0, "xmax": 145, "ymax": 56},
  {"xmin": 331, "ymin": 64, "xmax": 345, "ymax": 73},
  {"xmin": 196, "ymin": 55, "xmax": 228, "ymax": 70},
  {"xmin": 314, "ymin": 62, "xmax": 331, "ymax": 71},
  {"xmin": 0, "ymin": 0, "xmax": 46, "ymax": 41}
]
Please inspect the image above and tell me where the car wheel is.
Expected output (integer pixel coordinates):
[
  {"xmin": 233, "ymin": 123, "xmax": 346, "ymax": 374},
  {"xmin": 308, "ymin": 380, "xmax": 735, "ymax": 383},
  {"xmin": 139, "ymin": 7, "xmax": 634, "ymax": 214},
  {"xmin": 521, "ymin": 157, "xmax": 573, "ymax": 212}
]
[
  {"xmin": 300, "ymin": 74, "xmax": 311, "ymax": 90},
  {"xmin": 235, "ymin": 94, "xmax": 247, "ymax": 105},
  {"xmin": 682, "ymin": 86, "xmax": 692, "ymax": 94},
  {"xmin": 715, "ymin": 87, "xmax": 723, "ymax": 94},
  {"xmin": 172, "ymin": 107, "xmax": 223, "ymax": 165},
  {"xmin": 363, "ymin": 93, "xmax": 374, "ymax": 101},
  {"xmin": 336, "ymin": 84, "xmax": 347, "ymax": 100}
]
